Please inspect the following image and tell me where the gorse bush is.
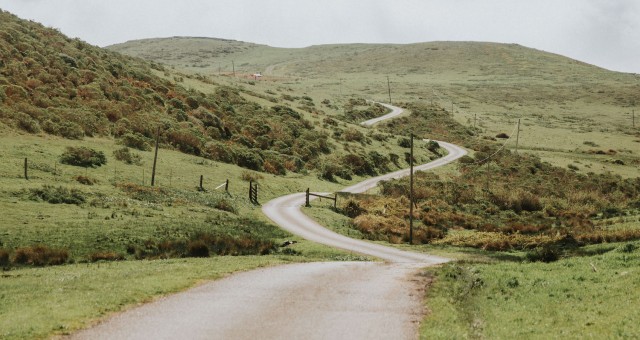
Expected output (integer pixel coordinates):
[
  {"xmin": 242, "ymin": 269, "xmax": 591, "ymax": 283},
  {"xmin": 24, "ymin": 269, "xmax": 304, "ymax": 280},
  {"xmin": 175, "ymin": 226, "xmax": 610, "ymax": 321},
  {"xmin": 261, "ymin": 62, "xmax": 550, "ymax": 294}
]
[
  {"xmin": 29, "ymin": 185, "xmax": 85, "ymax": 205},
  {"xmin": 113, "ymin": 147, "xmax": 142, "ymax": 165},
  {"xmin": 60, "ymin": 146, "xmax": 106, "ymax": 168},
  {"xmin": 133, "ymin": 233, "xmax": 276, "ymax": 260}
]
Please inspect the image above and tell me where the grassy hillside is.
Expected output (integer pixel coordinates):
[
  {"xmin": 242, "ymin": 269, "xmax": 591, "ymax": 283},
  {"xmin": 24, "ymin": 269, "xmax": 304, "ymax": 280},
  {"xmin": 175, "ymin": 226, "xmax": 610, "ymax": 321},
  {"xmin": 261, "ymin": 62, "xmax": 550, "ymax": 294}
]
[{"xmin": 110, "ymin": 37, "xmax": 640, "ymax": 178}]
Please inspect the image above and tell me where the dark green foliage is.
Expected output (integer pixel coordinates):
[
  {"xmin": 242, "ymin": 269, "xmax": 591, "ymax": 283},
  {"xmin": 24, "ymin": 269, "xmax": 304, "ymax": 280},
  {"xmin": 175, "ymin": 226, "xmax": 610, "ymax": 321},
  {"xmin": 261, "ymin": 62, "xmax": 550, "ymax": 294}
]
[
  {"xmin": 186, "ymin": 240, "xmax": 210, "ymax": 257},
  {"xmin": 113, "ymin": 147, "xmax": 142, "ymax": 165},
  {"xmin": 29, "ymin": 185, "xmax": 85, "ymax": 205},
  {"xmin": 526, "ymin": 245, "xmax": 561, "ymax": 263},
  {"xmin": 60, "ymin": 146, "xmax": 106, "ymax": 168},
  {"xmin": 398, "ymin": 138, "xmax": 411, "ymax": 148},
  {"xmin": 120, "ymin": 132, "xmax": 151, "ymax": 151},
  {"xmin": 0, "ymin": 249, "xmax": 9, "ymax": 267},
  {"xmin": 343, "ymin": 199, "xmax": 366, "ymax": 218}
]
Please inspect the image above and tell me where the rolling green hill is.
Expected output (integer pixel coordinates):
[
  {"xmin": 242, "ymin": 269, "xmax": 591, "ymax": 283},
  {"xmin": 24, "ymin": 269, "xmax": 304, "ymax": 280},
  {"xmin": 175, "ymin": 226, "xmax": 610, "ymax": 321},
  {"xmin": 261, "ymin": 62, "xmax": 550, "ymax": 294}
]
[{"xmin": 110, "ymin": 36, "xmax": 640, "ymax": 178}]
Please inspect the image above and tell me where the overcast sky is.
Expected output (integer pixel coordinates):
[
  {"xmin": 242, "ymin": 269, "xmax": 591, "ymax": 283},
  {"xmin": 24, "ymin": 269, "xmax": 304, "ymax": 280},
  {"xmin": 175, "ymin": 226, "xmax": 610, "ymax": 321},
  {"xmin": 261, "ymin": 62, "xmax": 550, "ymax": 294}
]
[{"xmin": 1, "ymin": 0, "xmax": 639, "ymax": 73}]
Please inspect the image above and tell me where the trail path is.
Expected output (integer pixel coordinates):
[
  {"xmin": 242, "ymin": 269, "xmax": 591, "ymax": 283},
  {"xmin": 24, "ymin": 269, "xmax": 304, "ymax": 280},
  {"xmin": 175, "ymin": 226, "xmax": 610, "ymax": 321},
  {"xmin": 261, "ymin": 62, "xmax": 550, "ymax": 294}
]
[{"xmin": 72, "ymin": 104, "xmax": 467, "ymax": 340}]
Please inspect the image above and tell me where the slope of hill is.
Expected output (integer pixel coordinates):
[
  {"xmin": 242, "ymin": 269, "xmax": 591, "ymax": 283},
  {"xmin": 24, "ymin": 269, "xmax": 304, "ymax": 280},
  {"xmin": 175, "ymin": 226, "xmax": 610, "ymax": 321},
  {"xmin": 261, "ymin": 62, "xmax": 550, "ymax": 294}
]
[
  {"xmin": 110, "ymin": 36, "xmax": 640, "ymax": 178},
  {"xmin": 2, "ymin": 10, "xmax": 424, "ymax": 177}
]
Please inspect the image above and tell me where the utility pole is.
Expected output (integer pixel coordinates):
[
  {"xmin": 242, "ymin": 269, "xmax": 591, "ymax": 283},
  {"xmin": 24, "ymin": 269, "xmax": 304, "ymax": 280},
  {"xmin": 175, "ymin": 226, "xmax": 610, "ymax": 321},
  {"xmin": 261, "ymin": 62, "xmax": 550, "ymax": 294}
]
[
  {"xmin": 232, "ymin": 60, "xmax": 235, "ymax": 77},
  {"xmin": 515, "ymin": 118, "xmax": 521, "ymax": 154},
  {"xmin": 151, "ymin": 126, "xmax": 160, "ymax": 186},
  {"xmin": 633, "ymin": 109, "xmax": 635, "ymax": 128},
  {"xmin": 386, "ymin": 75, "xmax": 392, "ymax": 104},
  {"xmin": 474, "ymin": 113, "xmax": 477, "ymax": 131},
  {"xmin": 409, "ymin": 133, "xmax": 414, "ymax": 244}
]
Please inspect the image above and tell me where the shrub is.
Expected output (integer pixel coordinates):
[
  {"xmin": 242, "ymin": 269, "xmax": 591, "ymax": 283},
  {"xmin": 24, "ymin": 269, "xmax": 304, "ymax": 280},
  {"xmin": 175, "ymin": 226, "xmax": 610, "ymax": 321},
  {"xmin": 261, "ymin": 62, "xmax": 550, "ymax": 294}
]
[
  {"xmin": 12, "ymin": 245, "xmax": 69, "ymax": 266},
  {"xmin": 241, "ymin": 171, "xmax": 263, "ymax": 182},
  {"xmin": 212, "ymin": 199, "xmax": 236, "ymax": 214},
  {"xmin": 120, "ymin": 132, "xmax": 152, "ymax": 151},
  {"xmin": 496, "ymin": 133, "xmax": 510, "ymax": 139},
  {"xmin": 0, "ymin": 249, "xmax": 9, "ymax": 267},
  {"xmin": 526, "ymin": 245, "xmax": 560, "ymax": 263},
  {"xmin": 60, "ymin": 146, "xmax": 107, "ymax": 168},
  {"xmin": 113, "ymin": 147, "xmax": 143, "ymax": 165},
  {"xmin": 342, "ymin": 199, "xmax": 366, "ymax": 218},
  {"xmin": 186, "ymin": 240, "xmax": 210, "ymax": 257},
  {"xmin": 29, "ymin": 185, "xmax": 85, "ymax": 205},
  {"xmin": 343, "ymin": 128, "xmax": 366, "ymax": 143},
  {"xmin": 89, "ymin": 251, "xmax": 124, "ymax": 262},
  {"xmin": 74, "ymin": 175, "xmax": 97, "ymax": 185},
  {"xmin": 236, "ymin": 149, "xmax": 263, "ymax": 171},
  {"xmin": 57, "ymin": 121, "xmax": 84, "ymax": 139},
  {"xmin": 398, "ymin": 138, "xmax": 411, "ymax": 148}
]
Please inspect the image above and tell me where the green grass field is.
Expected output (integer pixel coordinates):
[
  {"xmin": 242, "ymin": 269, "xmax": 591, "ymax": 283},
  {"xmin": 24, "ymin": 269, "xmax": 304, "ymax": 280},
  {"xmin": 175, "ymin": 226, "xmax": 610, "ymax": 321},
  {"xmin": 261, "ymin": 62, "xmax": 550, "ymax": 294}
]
[{"xmin": 420, "ymin": 242, "xmax": 640, "ymax": 339}]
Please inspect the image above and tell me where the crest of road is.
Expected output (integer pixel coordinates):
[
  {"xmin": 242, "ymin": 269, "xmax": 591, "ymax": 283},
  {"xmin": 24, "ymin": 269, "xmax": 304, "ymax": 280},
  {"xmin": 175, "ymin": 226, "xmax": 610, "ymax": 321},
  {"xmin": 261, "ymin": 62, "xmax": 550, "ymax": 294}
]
[{"xmin": 72, "ymin": 104, "xmax": 468, "ymax": 340}]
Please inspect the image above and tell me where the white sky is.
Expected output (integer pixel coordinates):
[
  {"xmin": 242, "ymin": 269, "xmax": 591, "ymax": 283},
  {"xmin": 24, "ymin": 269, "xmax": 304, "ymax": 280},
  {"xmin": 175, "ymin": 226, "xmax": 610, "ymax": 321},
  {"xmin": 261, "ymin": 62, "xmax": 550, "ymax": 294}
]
[{"xmin": 1, "ymin": 0, "xmax": 639, "ymax": 73}]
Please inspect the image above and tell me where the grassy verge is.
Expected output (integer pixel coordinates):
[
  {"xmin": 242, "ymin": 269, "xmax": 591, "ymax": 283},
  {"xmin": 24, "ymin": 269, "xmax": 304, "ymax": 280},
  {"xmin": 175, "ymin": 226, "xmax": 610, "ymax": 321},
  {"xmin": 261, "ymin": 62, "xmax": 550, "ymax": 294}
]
[
  {"xmin": 420, "ymin": 242, "xmax": 640, "ymax": 339},
  {"xmin": 0, "ymin": 256, "xmax": 284, "ymax": 339},
  {"xmin": 0, "ymin": 240, "xmax": 366, "ymax": 340}
]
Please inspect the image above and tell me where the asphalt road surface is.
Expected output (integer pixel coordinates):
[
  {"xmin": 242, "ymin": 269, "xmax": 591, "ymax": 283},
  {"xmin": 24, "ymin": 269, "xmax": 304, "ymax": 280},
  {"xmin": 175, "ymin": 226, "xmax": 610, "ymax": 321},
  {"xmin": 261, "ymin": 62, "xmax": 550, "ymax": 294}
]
[{"xmin": 71, "ymin": 105, "xmax": 466, "ymax": 340}]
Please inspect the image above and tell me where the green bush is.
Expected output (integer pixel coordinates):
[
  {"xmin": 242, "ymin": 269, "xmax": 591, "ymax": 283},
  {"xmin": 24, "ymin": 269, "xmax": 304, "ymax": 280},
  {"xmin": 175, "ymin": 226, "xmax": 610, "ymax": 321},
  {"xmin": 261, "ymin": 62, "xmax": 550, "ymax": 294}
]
[
  {"xmin": 398, "ymin": 138, "xmax": 411, "ymax": 148},
  {"xmin": 120, "ymin": 132, "xmax": 151, "ymax": 151},
  {"xmin": 113, "ymin": 147, "xmax": 143, "ymax": 165},
  {"xmin": 60, "ymin": 146, "xmax": 106, "ymax": 167},
  {"xmin": 526, "ymin": 245, "xmax": 560, "ymax": 263},
  {"xmin": 29, "ymin": 185, "xmax": 86, "ymax": 205}
]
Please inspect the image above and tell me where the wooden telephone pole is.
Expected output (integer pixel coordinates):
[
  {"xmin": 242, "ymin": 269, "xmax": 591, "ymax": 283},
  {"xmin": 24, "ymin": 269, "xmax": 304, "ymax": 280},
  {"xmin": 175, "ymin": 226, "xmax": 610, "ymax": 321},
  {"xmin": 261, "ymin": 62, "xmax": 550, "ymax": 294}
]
[
  {"xmin": 409, "ymin": 133, "xmax": 414, "ymax": 244},
  {"xmin": 515, "ymin": 118, "xmax": 521, "ymax": 154},
  {"xmin": 386, "ymin": 76, "xmax": 392, "ymax": 104},
  {"xmin": 151, "ymin": 126, "xmax": 160, "ymax": 186}
]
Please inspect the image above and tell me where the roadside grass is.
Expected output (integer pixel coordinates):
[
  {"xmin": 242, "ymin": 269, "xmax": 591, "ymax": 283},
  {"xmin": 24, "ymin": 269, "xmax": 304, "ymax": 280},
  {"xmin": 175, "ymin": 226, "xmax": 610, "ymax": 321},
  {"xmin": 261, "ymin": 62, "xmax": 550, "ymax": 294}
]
[
  {"xmin": 421, "ymin": 241, "xmax": 640, "ymax": 339},
  {"xmin": 0, "ymin": 256, "xmax": 302, "ymax": 339}
]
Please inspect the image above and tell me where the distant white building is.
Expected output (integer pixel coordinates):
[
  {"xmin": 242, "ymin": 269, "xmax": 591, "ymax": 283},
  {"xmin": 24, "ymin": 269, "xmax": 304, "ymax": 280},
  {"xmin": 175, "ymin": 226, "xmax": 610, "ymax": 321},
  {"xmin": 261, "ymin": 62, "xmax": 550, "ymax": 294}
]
[{"xmin": 252, "ymin": 72, "xmax": 262, "ymax": 80}]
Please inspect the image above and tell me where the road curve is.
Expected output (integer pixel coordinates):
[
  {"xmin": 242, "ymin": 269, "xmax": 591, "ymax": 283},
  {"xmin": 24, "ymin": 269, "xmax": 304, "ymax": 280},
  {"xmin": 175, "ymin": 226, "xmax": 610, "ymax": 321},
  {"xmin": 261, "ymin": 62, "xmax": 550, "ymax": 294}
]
[
  {"xmin": 361, "ymin": 102, "xmax": 404, "ymax": 126},
  {"xmin": 71, "ymin": 104, "xmax": 467, "ymax": 340},
  {"xmin": 262, "ymin": 140, "xmax": 466, "ymax": 264}
]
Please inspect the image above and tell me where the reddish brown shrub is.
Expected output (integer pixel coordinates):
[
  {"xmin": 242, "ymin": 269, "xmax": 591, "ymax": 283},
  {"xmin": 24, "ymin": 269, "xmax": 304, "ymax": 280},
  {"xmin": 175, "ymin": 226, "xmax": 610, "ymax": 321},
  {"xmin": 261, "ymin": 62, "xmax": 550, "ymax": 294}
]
[
  {"xmin": 12, "ymin": 245, "xmax": 69, "ymax": 266},
  {"xmin": 89, "ymin": 251, "xmax": 124, "ymax": 262}
]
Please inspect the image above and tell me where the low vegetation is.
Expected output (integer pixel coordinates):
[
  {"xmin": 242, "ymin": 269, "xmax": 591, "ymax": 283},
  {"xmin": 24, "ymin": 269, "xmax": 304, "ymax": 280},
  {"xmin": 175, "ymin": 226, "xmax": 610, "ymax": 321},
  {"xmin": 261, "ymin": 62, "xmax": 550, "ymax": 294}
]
[{"xmin": 421, "ymin": 242, "xmax": 640, "ymax": 339}]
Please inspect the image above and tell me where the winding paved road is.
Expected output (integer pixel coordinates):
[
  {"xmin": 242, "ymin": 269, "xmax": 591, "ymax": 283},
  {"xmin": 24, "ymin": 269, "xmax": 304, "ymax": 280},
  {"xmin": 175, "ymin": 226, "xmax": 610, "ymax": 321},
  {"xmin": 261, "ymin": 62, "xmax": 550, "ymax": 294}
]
[
  {"xmin": 72, "ymin": 104, "xmax": 467, "ymax": 340},
  {"xmin": 361, "ymin": 102, "xmax": 405, "ymax": 126}
]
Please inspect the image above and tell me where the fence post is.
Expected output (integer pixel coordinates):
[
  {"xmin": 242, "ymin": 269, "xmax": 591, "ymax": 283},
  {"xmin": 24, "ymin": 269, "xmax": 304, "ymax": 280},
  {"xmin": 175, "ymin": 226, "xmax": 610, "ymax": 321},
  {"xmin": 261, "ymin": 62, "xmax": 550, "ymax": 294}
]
[
  {"xmin": 305, "ymin": 188, "xmax": 310, "ymax": 207},
  {"xmin": 225, "ymin": 179, "xmax": 229, "ymax": 193},
  {"xmin": 249, "ymin": 181, "xmax": 253, "ymax": 202},
  {"xmin": 199, "ymin": 175, "xmax": 204, "ymax": 191},
  {"xmin": 24, "ymin": 158, "xmax": 28, "ymax": 180},
  {"xmin": 334, "ymin": 193, "xmax": 338, "ymax": 209}
]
